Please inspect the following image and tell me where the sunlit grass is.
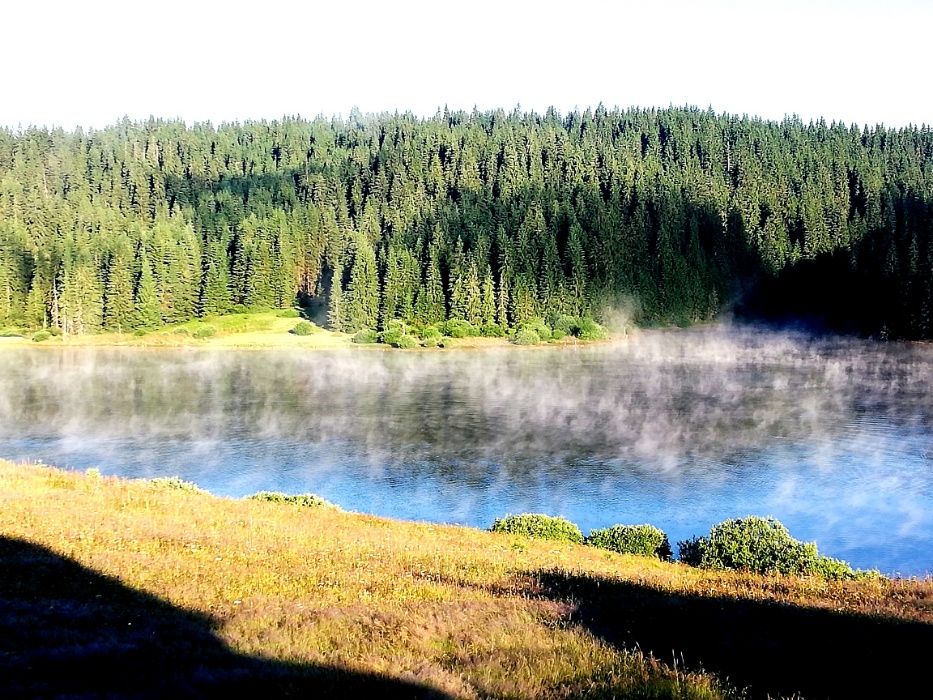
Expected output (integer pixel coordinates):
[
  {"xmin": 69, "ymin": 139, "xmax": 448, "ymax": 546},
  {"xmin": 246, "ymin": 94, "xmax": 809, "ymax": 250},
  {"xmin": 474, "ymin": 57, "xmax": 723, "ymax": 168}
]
[{"xmin": 1, "ymin": 461, "xmax": 929, "ymax": 698}]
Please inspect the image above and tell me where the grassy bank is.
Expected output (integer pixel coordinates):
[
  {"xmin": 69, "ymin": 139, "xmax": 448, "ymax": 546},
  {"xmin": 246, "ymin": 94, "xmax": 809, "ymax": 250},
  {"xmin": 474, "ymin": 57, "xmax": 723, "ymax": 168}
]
[
  {"xmin": 0, "ymin": 311, "xmax": 614, "ymax": 351},
  {"xmin": 2, "ymin": 463, "xmax": 930, "ymax": 698}
]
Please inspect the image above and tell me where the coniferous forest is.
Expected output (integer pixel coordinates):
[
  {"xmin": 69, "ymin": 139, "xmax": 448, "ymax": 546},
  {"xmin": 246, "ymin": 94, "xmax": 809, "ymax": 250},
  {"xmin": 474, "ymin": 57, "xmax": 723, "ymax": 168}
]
[{"xmin": 0, "ymin": 106, "xmax": 931, "ymax": 338}]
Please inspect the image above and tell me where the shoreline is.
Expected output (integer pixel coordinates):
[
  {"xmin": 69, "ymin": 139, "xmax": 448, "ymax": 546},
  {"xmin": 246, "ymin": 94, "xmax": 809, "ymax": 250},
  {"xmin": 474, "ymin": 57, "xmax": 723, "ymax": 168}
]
[
  {"xmin": 0, "ymin": 310, "xmax": 624, "ymax": 352},
  {"xmin": 2, "ymin": 460, "xmax": 931, "ymax": 699}
]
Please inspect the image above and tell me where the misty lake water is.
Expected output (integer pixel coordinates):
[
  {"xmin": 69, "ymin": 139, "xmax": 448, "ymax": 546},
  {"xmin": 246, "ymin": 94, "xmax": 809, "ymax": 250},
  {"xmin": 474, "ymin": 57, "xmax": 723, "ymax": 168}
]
[{"xmin": 2, "ymin": 327, "xmax": 931, "ymax": 576}]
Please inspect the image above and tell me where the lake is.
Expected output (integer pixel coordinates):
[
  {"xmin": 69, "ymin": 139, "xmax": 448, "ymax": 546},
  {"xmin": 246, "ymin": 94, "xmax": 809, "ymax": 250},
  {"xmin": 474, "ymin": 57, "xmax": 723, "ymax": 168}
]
[{"xmin": 1, "ymin": 327, "xmax": 931, "ymax": 576}]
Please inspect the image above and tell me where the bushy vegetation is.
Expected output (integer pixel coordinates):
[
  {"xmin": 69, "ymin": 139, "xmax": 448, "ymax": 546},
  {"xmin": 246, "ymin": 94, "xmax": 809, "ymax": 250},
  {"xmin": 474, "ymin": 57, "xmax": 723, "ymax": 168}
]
[
  {"xmin": 192, "ymin": 325, "xmax": 216, "ymax": 339},
  {"xmin": 351, "ymin": 328, "xmax": 379, "ymax": 344},
  {"xmin": 442, "ymin": 319, "xmax": 481, "ymax": 338},
  {"xmin": 147, "ymin": 476, "xmax": 207, "ymax": 494},
  {"xmin": 511, "ymin": 328, "xmax": 541, "ymax": 345},
  {"xmin": 290, "ymin": 320, "xmax": 314, "ymax": 336},
  {"xmin": 247, "ymin": 490, "xmax": 337, "ymax": 509},
  {"xmin": 587, "ymin": 524, "xmax": 673, "ymax": 560},
  {"xmin": 31, "ymin": 330, "xmax": 50, "ymax": 342},
  {"xmin": 678, "ymin": 516, "xmax": 868, "ymax": 580},
  {"xmin": 490, "ymin": 513, "xmax": 583, "ymax": 543}
]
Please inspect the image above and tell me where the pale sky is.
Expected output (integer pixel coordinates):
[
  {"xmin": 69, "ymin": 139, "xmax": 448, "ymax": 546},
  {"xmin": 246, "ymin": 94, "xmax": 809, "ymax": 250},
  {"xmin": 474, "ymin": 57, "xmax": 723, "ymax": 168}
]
[{"xmin": 3, "ymin": 0, "xmax": 931, "ymax": 130}]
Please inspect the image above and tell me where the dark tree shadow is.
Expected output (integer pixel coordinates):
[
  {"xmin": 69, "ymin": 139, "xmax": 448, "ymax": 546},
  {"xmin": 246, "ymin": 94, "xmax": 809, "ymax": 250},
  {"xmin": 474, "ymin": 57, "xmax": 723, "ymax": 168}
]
[
  {"xmin": 532, "ymin": 569, "xmax": 932, "ymax": 699},
  {"xmin": 0, "ymin": 536, "xmax": 450, "ymax": 699}
]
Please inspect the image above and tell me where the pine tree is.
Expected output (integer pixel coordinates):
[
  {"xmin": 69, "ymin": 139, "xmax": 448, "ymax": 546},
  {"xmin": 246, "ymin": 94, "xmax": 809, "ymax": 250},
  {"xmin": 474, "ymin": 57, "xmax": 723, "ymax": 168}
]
[
  {"xmin": 132, "ymin": 250, "xmax": 161, "ymax": 329},
  {"xmin": 199, "ymin": 240, "xmax": 232, "ymax": 316}
]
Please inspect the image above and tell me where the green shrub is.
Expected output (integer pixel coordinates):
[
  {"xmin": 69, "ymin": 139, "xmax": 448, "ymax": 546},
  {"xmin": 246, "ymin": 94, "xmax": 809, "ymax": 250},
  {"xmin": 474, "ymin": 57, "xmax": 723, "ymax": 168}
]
[
  {"xmin": 231, "ymin": 304, "xmax": 249, "ymax": 314},
  {"xmin": 418, "ymin": 324, "xmax": 442, "ymax": 341},
  {"xmin": 678, "ymin": 516, "xmax": 819, "ymax": 576},
  {"xmin": 193, "ymin": 325, "xmax": 217, "ymax": 339},
  {"xmin": 381, "ymin": 327, "xmax": 404, "ymax": 346},
  {"xmin": 422, "ymin": 335, "xmax": 441, "ymax": 348},
  {"xmin": 809, "ymin": 555, "xmax": 863, "ymax": 581},
  {"xmin": 172, "ymin": 327, "xmax": 192, "ymax": 336},
  {"xmin": 553, "ymin": 314, "xmax": 580, "ymax": 335},
  {"xmin": 490, "ymin": 513, "xmax": 583, "ymax": 543},
  {"xmin": 148, "ymin": 476, "xmax": 207, "ymax": 494},
  {"xmin": 587, "ymin": 524, "xmax": 673, "ymax": 560},
  {"xmin": 32, "ymin": 330, "xmax": 51, "ymax": 343},
  {"xmin": 290, "ymin": 320, "xmax": 315, "ymax": 336},
  {"xmin": 551, "ymin": 328, "xmax": 568, "ymax": 341},
  {"xmin": 133, "ymin": 329, "xmax": 148, "ymax": 337},
  {"xmin": 518, "ymin": 317, "xmax": 552, "ymax": 341},
  {"xmin": 480, "ymin": 323, "xmax": 506, "ymax": 337},
  {"xmin": 511, "ymin": 328, "xmax": 541, "ymax": 345},
  {"xmin": 677, "ymin": 536, "xmax": 705, "ymax": 567},
  {"xmin": 247, "ymin": 490, "xmax": 337, "ymax": 509},
  {"xmin": 394, "ymin": 334, "xmax": 419, "ymax": 349},
  {"xmin": 277, "ymin": 308, "xmax": 301, "ymax": 318},
  {"xmin": 48, "ymin": 326, "xmax": 63, "ymax": 337},
  {"xmin": 443, "ymin": 319, "xmax": 480, "ymax": 338},
  {"xmin": 576, "ymin": 317, "xmax": 609, "ymax": 341},
  {"xmin": 351, "ymin": 328, "xmax": 379, "ymax": 344}
]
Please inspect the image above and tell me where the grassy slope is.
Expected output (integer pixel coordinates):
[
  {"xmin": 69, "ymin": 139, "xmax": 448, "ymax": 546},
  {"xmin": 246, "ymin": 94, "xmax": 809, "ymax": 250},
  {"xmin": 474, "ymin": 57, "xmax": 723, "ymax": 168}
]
[
  {"xmin": 0, "ymin": 312, "xmax": 353, "ymax": 350},
  {"xmin": 1, "ymin": 463, "xmax": 930, "ymax": 699},
  {"xmin": 0, "ymin": 311, "xmax": 609, "ymax": 351}
]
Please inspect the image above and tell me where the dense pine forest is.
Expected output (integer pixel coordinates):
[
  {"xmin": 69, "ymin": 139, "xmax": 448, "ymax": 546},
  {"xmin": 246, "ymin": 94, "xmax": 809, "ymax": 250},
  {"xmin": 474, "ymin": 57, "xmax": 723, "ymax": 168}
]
[{"xmin": 0, "ymin": 106, "xmax": 931, "ymax": 338}]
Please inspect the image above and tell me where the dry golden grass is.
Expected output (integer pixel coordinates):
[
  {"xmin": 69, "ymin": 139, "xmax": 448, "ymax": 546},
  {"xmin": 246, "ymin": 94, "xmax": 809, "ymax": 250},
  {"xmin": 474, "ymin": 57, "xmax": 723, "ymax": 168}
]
[{"xmin": 1, "ymin": 461, "xmax": 930, "ymax": 698}]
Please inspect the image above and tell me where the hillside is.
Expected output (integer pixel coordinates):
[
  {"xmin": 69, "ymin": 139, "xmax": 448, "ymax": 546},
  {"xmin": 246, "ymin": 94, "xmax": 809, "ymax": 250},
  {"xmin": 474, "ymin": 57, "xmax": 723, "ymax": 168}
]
[
  {"xmin": 1, "ymin": 108, "xmax": 931, "ymax": 341},
  {"xmin": 1, "ymin": 461, "xmax": 930, "ymax": 698}
]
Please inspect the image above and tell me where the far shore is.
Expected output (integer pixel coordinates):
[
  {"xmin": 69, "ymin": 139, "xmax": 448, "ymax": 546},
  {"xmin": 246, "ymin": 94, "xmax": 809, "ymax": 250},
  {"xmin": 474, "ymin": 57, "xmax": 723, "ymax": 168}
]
[{"xmin": 0, "ymin": 311, "xmax": 624, "ymax": 352}]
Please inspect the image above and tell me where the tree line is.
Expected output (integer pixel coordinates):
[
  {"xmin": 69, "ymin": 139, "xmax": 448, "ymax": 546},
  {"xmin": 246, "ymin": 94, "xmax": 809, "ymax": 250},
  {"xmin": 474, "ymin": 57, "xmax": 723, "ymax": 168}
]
[{"xmin": 0, "ymin": 106, "xmax": 930, "ymax": 338}]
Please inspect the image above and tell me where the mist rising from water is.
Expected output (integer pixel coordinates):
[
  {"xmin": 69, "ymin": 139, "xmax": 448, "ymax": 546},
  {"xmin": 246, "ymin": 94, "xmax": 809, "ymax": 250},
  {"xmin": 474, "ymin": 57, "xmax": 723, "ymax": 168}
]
[{"xmin": 1, "ymin": 325, "xmax": 931, "ymax": 574}]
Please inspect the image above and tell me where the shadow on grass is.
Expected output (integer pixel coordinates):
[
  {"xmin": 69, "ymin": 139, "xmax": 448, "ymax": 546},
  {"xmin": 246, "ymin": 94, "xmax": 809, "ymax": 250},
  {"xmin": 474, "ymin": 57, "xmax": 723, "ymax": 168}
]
[
  {"xmin": 532, "ymin": 569, "xmax": 931, "ymax": 699},
  {"xmin": 0, "ymin": 536, "xmax": 449, "ymax": 699}
]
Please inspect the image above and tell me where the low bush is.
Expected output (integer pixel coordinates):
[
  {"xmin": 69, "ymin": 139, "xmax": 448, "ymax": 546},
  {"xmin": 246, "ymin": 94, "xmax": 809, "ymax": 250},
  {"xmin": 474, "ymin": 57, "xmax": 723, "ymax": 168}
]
[
  {"xmin": 587, "ymin": 524, "xmax": 672, "ymax": 560},
  {"xmin": 417, "ymin": 324, "xmax": 442, "ymax": 340},
  {"xmin": 511, "ymin": 328, "xmax": 541, "ymax": 345},
  {"xmin": 677, "ymin": 516, "xmax": 866, "ymax": 579},
  {"xmin": 48, "ymin": 326, "xmax": 63, "ymax": 337},
  {"xmin": 133, "ymin": 329, "xmax": 148, "ymax": 337},
  {"xmin": 419, "ymin": 325, "xmax": 443, "ymax": 345},
  {"xmin": 551, "ymin": 328, "xmax": 568, "ymax": 341},
  {"xmin": 193, "ymin": 325, "xmax": 217, "ymax": 339},
  {"xmin": 148, "ymin": 476, "xmax": 207, "ymax": 494},
  {"xmin": 552, "ymin": 314, "xmax": 580, "ymax": 336},
  {"xmin": 443, "ymin": 319, "xmax": 480, "ymax": 338},
  {"xmin": 290, "ymin": 321, "xmax": 314, "ymax": 336},
  {"xmin": 351, "ymin": 328, "xmax": 379, "ymax": 344},
  {"xmin": 576, "ymin": 317, "xmax": 609, "ymax": 341},
  {"xmin": 247, "ymin": 491, "xmax": 337, "ymax": 509},
  {"xmin": 394, "ymin": 334, "xmax": 419, "ymax": 349},
  {"xmin": 518, "ymin": 317, "xmax": 552, "ymax": 341},
  {"xmin": 490, "ymin": 513, "xmax": 583, "ymax": 543},
  {"xmin": 380, "ymin": 322, "xmax": 405, "ymax": 347},
  {"xmin": 480, "ymin": 323, "xmax": 506, "ymax": 337},
  {"xmin": 32, "ymin": 331, "xmax": 51, "ymax": 343}
]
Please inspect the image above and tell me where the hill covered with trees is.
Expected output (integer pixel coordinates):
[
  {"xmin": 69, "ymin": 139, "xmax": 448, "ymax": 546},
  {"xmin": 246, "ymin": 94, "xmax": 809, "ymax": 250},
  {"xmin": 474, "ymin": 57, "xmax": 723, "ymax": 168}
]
[{"xmin": 0, "ymin": 107, "xmax": 930, "ymax": 338}]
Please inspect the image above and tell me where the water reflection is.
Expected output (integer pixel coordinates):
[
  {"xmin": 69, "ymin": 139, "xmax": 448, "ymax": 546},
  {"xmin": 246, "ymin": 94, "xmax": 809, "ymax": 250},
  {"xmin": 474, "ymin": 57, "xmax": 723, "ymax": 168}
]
[{"xmin": 1, "ymin": 327, "xmax": 931, "ymax": 575}]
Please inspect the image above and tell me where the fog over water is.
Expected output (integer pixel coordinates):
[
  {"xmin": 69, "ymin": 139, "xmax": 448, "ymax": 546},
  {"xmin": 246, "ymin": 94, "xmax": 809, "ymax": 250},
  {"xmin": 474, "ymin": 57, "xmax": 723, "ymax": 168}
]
[{"xmin": 1, "ymin": 326, "xmax": 931, "ymax": 575}]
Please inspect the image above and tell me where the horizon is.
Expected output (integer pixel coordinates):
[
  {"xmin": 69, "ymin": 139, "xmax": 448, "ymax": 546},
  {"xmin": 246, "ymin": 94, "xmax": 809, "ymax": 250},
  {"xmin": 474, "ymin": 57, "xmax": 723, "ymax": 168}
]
[
  {"xmin": 2, "ymin": 103, "xmax": 930, "ymax": 135},
  {"xmin": 3, "ymin": 0, "xmax": 930, "ymax": 131}
]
